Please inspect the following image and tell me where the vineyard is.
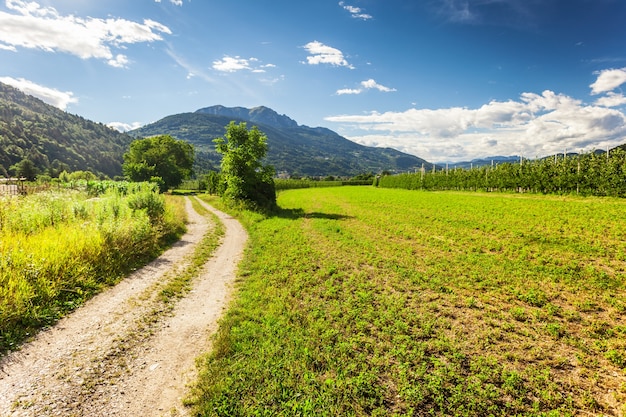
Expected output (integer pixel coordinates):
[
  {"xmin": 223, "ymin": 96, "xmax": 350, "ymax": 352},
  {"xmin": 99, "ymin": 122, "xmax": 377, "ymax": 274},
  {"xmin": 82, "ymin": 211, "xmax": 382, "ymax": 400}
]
[
  {"xmin": 380, "ymin": 149, "xmax": 626, "ymax": 197},
  {"xmin": 0, "ymin": 182, "xmax": 186, "ymax": 353}
]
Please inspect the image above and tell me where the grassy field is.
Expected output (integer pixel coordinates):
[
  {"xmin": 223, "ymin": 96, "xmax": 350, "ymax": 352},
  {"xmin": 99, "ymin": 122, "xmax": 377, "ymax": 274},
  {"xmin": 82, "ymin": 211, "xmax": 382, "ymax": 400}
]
[
  {"xmin": 191, "ymin": 188, "xmax": 626, "ymax": 416},
  {"xmin": 0, "ymin": 184, "xmax": 187, "ymax": 353}
]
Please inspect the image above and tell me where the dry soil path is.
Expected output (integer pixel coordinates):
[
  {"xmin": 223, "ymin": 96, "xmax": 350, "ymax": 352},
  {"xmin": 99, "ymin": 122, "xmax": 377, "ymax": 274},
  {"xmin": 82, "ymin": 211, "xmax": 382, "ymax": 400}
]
[{"xmin": 0, "ymin": 197, "xmax": 248, "ymax": 417}]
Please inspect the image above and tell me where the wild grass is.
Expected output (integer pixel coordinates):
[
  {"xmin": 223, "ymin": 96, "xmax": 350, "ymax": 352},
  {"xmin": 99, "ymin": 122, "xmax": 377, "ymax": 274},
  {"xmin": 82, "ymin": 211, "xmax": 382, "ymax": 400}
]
[
  {"xmin": 190, "ymin": 188, "xmax": 626, "ymax": 416},
  {"xmin": 0, "ymin": 184, "xmax": 186, "ymax": 354}
]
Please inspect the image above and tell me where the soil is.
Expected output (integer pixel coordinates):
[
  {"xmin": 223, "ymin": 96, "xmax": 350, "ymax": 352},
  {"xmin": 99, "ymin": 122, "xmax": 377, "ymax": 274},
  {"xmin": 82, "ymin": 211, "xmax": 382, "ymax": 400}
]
[{"xmin": 0, "ymin": 197, "xmax": 248, "ymax": 416}]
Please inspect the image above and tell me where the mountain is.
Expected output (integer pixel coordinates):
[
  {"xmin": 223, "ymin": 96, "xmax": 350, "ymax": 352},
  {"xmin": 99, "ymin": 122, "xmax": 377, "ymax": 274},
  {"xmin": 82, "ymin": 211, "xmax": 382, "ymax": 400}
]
[
  {"xmin": 196, "ymin": 105, "xmax": 298, "ymax": 129},
  {"xmin": 131, "ymin": 105, "xmax": 431, "ymax": 177},
  {"xmin": 0, "ymin": 82, "xmax": 133, "ymax": 178},
  {"xmin": 435, "ymin": 156, "xmax": 522, "ymax": 169}
]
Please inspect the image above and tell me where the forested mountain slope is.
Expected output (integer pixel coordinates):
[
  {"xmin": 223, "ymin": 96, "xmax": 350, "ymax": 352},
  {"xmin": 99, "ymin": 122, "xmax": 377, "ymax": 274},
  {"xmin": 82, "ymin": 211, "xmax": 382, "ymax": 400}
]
[
  {"xmin": 0, "ymin": 82, "xmax": 133, "ymax": 178},
  {"xmin": 131, "ymin": 105, "xmax": 431, "ymax": 177}
]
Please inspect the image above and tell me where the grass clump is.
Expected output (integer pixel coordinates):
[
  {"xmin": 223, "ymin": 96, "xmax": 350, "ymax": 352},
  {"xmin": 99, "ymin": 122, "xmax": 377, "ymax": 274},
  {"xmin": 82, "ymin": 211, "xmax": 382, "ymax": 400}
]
[{"xmin": 0, "ymin": 183, "xmax": 186, "ymax": 354}]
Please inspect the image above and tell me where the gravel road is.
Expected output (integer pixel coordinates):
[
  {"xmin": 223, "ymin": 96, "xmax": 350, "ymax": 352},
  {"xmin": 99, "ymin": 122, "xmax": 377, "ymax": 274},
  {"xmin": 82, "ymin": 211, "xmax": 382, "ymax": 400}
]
[{"xmin": 0, "ymin": 197, "xmax": 248, "ymax": 416}]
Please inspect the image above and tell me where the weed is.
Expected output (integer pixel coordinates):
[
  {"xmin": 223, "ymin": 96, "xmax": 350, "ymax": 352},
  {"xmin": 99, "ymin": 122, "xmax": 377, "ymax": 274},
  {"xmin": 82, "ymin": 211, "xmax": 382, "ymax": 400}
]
[{"xmin": 510, "ymin": 307, "xmax": 527, "ymax": 322}]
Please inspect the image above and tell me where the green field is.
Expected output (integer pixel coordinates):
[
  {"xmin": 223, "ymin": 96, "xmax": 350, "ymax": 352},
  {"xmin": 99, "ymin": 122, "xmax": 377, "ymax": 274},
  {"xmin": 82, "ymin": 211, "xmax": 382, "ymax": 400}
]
[{"xmin": 191, "ymin": 188, "xmax": 626, "ymax": 416}]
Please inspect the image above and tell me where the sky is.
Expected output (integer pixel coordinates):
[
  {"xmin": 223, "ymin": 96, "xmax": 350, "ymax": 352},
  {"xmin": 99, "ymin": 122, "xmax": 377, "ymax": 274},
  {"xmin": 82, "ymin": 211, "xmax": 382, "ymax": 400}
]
[{"xmin": 1, "ymin": 0, "xmax": 626, "ymax": 163}]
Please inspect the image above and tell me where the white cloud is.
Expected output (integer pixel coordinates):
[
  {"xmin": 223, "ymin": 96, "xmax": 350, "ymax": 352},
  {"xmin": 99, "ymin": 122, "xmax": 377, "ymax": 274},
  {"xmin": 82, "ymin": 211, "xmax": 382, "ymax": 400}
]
[
  {"xmin": 338, "ymin": 1, "xmax": 372, "ymax": 20},
  {"xmin": 590, "ymin": 67, "xmax": 626, "ymax": 95},
  {"xmin": 213, "ymin": 56, "xmax": 251, "ymax": 72},
  {"xmin": 337, "ymin": 88, "xmax": 362, "ymax": 95},
  {"xmin": 154, "ymin": 0, "xmax": 183, "ymax": 5},
  {"xmin": 336, "ymin": 79, "xmax": 396, "ymax": 95},
  {"xmin": 212, "ymin": 55, "xmax": 274, "ymax": 73},
  {"xmin": 595, "ymin": 92, "xmax": 626, "ymax": 108},
  {"xmin": 0, "ymin": 76, "xmax": 77, "ymax": 110},
  {"xmin": 107, "ymin": 121, "xmax": 143, "ymax": 132},
  {"xmin": 325, "ymin": 90, "xmax": 626, "ymax": 162},
  {"xmin": 361, "ymin": 79, "xmax": 396, "ymax": 92},
  {"xmin": 303, "ymin": 41, "xmax": 354, "ymax": 69},
  {"xmin": 0, "ymin": 0, "xmax": 171, "ymax": 67}
]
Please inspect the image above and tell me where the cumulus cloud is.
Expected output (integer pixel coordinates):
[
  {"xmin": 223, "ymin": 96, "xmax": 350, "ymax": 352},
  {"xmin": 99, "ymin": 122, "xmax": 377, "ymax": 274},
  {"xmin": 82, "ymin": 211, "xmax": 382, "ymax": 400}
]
[
  {"xmin": 0, "ymin": 0, "xmax": 171, "ymax": 67},
  {"xmin": 595, "ymin": 92, "xmax": 626, "ymax": 108},
  {"xmin": 339, "ymin": 1, "xmax": 372, "ymax": 20},
  {"xmin": 590, "ymin": 67, "xmax": 626, "ymax": 95},
  {"xmin": 325, "ymin": 90, "xmax": 626, "ymax": 162},
  {"xmin": 212, "ymin": 55, "xmax": 274, "ymax": 73},
  {"xmin": 0, "ymin": 76, "xmax": 77, "ymax": 110},
  {"xmin": 361, "ymin": 79, "xmax": 396, "ymax": 92},
  {"xmin": 107, "ymin": 121, "xmax": 144, "ymax": 132},
  {"xmin": 336, "ymin": 79, "xmax": 396, "ymax": 95},
  {"xmin": 303, "ymin": 41, "xmax": 354, "ymax": 69}
]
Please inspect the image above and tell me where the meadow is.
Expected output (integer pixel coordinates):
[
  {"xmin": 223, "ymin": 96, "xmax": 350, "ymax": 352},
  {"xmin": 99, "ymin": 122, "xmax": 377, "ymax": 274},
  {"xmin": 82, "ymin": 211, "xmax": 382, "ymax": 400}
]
[
  {"xmin": 0, "ymin": 183, "xmax": 186, "ymax": 353},
  {"xmin": 191, "ymin": 187, "xmax": 626, "ymax": 416}
]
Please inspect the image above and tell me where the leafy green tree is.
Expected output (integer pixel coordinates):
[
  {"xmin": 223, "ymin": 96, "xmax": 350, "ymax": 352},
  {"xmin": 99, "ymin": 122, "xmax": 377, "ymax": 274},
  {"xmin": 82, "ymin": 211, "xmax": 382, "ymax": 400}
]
[
  {"xmin": 201, "ymin": 171, "xmax": 224, "ymax": 195},
  {"xmin": 214, "ymin": 122, "xmax": 276, "ymax": 209},
  {"xmin": 11, "ymin": 158, "xmax": 38, "ymax": 181},
  {"xmin": 123, "ymin": 135, "xmax": 194, "ymax": 191}
]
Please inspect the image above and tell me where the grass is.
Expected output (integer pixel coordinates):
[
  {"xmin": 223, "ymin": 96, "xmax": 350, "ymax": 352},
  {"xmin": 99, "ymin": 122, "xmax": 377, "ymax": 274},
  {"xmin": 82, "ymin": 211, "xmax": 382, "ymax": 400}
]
[
  {"xmin": 0, "ymin": 184, "xmax": 187, "ymax": 354},
  {"xmin": 189, "ymin": 188, "xmax": 626, "ymax": 416}
]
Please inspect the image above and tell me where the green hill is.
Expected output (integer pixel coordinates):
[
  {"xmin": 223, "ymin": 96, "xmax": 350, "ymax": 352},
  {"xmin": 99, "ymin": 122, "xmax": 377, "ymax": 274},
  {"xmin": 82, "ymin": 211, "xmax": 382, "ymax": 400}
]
[
  {"xmin": 130, "ymin": 106, "xmax": 431, "ymax": 177},
  {"xmin": 0, "ymin": 82, "xmax": 133, "ymax": 178}
]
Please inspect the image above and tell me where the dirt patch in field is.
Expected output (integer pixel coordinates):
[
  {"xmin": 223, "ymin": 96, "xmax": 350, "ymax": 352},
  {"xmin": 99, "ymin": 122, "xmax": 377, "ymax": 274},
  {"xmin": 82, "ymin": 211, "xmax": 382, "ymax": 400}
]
[{"xmin": 0, "ymin": 197, "xmax": 247, "ymax": 416}]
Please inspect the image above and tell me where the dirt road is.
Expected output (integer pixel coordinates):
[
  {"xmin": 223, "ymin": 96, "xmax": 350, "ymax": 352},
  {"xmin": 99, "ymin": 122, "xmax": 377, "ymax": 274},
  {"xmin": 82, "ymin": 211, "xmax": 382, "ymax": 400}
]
[{"xmin": 0, "ymin": 197, "xmax": 248, "ymax": 416}]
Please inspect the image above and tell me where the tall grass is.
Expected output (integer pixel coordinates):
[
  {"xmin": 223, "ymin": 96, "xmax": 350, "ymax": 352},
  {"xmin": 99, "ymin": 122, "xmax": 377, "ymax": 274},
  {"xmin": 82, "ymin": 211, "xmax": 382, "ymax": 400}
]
[
  {"xmin": 0, "ymin": 183, "xmax": 186, "ymax": 353},
  {"xmin": 190, "ymin": 188, "xmax": 626, "ymax": 416}
]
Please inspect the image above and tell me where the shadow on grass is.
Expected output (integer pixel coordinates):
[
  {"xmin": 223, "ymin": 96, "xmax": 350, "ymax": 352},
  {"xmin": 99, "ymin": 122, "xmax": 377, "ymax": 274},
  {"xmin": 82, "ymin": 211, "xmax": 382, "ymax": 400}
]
[{"xmin": 271, "ymin": 206, "xmax": 353, "ymax": 221}]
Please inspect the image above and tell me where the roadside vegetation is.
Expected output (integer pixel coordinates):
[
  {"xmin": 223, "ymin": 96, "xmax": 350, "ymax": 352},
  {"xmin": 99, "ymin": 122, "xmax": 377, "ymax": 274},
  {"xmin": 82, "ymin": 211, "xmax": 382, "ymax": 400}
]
[
  {"xmin": 213, "ymin": 121, "xmax": 276, "ymax": 211},
  {"xmin": 190, "ymin": 188, "xmax": 626, "ymax": 416},
  {"xmin": 0, "ymin": 181, "xmax": 186, "ymax": 354}
]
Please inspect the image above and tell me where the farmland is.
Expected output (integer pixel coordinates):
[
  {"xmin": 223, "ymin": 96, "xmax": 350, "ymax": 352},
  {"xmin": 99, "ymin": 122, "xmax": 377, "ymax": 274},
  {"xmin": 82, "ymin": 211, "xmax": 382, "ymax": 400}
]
[{"xmin": 190, "ymin": 188, "xmax": 626, "ymax": 416}]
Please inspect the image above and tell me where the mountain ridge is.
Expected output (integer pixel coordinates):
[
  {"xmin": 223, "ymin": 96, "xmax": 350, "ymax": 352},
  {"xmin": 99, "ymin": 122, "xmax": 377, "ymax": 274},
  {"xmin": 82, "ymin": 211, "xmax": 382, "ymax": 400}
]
[
  {"xmin": 131, "ymin": 105, "xmax": 432, "ymax": 177},
  {"xmin": 195, "ymin": 105, "xmax": 299, "ymax": 129},
  {"xmin": 0, "ymin": 82, "xmax": 133, "ymax": 178}
]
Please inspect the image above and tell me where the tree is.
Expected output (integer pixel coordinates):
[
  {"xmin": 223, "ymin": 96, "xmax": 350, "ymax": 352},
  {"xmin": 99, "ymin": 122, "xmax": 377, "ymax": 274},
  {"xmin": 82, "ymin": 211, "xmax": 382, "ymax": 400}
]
[
  {"xmin": 10, "ymin": 158, "xmax": 38, "ymax": 181},
  {"xmin": 123, "ymin": 135, "xmax": 194, "ymax": 191},
  {"xmin": 214, "ymin": 122, "xmax": 276, "ymax": 209}
]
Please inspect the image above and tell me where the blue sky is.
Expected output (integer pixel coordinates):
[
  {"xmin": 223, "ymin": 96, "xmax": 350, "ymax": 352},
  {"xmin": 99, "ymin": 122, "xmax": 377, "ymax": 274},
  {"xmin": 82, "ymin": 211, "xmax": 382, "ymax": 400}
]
[{"xmin": 1, "ymin": 0, "xmax": 626, "ymax": 162}]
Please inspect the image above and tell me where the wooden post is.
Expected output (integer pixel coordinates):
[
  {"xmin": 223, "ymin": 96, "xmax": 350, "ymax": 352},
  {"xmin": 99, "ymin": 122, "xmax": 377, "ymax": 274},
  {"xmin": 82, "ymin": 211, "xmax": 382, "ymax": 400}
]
[{"xmin": 577, "ymin": 159, "xmax": 580, "ymax": 194}]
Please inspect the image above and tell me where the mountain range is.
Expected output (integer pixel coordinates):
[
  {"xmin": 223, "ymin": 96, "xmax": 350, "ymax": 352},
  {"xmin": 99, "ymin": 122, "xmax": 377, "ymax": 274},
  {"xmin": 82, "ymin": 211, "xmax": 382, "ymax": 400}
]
[{"xmin": 130, "ymin": 105, "xmax": 431, "ymax": 177}]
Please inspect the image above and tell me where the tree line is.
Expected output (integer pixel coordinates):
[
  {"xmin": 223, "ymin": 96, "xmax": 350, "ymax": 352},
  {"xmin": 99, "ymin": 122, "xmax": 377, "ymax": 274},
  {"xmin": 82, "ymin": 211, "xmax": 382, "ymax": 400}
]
[{"xmin": 378, "ymin": 149, "xmax": 626, "ymax": 197}]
